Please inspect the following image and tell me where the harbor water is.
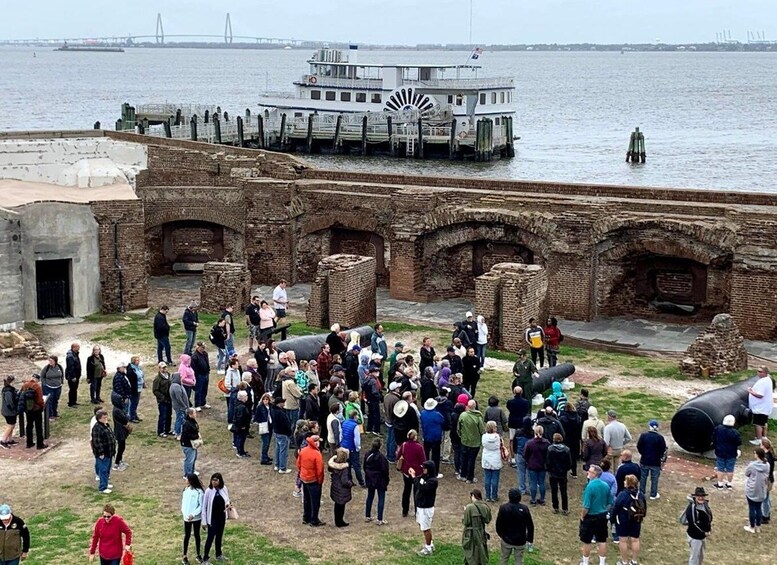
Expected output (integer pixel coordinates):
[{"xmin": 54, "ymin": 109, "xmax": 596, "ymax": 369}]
[{"xmin": 2, "ymin": 47, "xmax": 776, "ymax": 192}]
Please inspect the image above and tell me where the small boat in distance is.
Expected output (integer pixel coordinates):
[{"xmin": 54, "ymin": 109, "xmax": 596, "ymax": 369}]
[{"xmin": 55, "ymin": 42, "xmax": 124, "ymax": 53}]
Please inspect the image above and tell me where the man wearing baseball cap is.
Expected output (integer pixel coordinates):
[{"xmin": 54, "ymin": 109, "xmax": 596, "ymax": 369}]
[
  {"xmin": 0, "ymin": 504, "xmax": 30, "ymax": 563},
  {"xmin": 636, "ymin": 419, "xmax": 667, "ymax": 500}
]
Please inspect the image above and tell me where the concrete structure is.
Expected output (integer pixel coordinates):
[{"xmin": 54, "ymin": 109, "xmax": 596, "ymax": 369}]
[
  {"xmin": 475, "ymin": 263, "xmax": 548, "ymax": 351},
  {"xmin": 306, "ymin": 254, "xmax": 376, "ymax": 329},
  {"xmin": 680, "ymin": 313, "xmax": 749, "ymax": 378},
  {"xmin": 0, "ymin": 136, "xmax": 148, "ymax": 326},
  {"xmin": 2, "ymin": 130, "xmax": 777, "ymax": 342}
]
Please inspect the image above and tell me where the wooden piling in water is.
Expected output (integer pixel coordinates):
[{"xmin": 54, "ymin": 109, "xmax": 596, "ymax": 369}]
[
  {"xmin": 204, "ymin": 110, "xmax": 210, "ymax": 124},
  {"xmin": 237, "ymin": 116, "xmax": 245, "ymax": 147},
  {"xmin": 626, "ymin": 127, "xmax": 646, "ymax": 163},
  {"xmin": 485, "ymin": 118, "xmax": 493, "ymax": 161},
  {"xmin": 257, "ymin": 115, "xmax": 265, "ymax": 149},
  {"xmin": 93, "ymin": 121, "xmax": 101, "ymax": 130},
  {"xmin": 506, "ymin": 116, "xmax": 515, "ymax": 158},
  {"xmin": 361, "ymin": 116, "xmax": 368, "ymax": 156},
  {"xmin": 416, "ymin": 117, "xmax": 424, "ymax": 159},
  {"xmin": 163, "ymin": 120, "xmax": 172, "ymax": 138},
  {"xmin": 190, "ymin": 115, "xmax": 198, "ymax": 141},
  {"xmin": 214, "ymin": 114, "xmax": 222, "ymax": 144},
  {"xmin": 175, "ymin": 109, "xmax": 182, "ymax": 126},
  {"xmin": 306, "ymin": 113, "xmax": 315, "ymax": 154},
  {"xmin": 333, "ymin": 114, "xmax": 342, "ymax": 153},
  {"xmin": 449, "ymin": 118, "xmax": 457, "ymax": 160},
  {"xmin": 387, "ymin": 116, "xmax": 394, "ymax": 157},
  {"xmin": 115, "ymin": 119, "xmax": 123, "ymax": 131},
  {"xmin": 279, "ymin": 113, "xmax": 287, "ymax": 150},
  {"xmin": 475, "ymin": 119, "xmax": 482, "ymax": 161}
]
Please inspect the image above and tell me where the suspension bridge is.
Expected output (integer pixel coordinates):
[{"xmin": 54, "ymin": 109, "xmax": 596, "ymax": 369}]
[{"xmin": 0, "ymin": 13, "xmax": 314, "ymax": 47}]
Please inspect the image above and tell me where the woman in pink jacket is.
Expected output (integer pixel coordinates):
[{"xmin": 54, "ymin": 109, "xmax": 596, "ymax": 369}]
[{"xmin": 179, "ymin": 354, "xmax": 196, "ymax": 403}]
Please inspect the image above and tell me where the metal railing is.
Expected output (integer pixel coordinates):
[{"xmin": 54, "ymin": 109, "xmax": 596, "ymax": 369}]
[{"xmin": 296, "ymin": 76, "xmax": 384, "ymax": 90}]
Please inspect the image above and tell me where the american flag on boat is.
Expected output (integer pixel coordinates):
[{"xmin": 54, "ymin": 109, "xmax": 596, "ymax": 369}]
[{"xmin": 470, "ymin": 47, "xmax": 483, "ymax": 60}]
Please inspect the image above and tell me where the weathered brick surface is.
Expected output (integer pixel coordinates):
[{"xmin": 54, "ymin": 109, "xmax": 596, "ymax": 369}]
[
  {"xmin": 475, "ymin": 263, "xmax": 548, "ymax": 352},
  {"xmin": 306, "ymin": 255, "xmax": 376, "ymax": 329},
  {"xmin": 680, "ymin": 313, "xmax": 749, "ymax": 377},
  {"xmin": 22, "ymin": 133, "xmax": 775, "ymax": 339},
  {"xmin": 199, "ymin": 262, "xmax": 252, "ymax": 313}
]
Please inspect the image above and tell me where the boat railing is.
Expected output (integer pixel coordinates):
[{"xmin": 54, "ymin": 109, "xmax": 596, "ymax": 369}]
[
  {"xmin": 297, "ymin": 76, "xmax": 384, "ymax": 90},
  {"xmin": 403, "ymin": 77, "xmax": 515, "ymax": 89},
  {"xmin": 135, "ymin": 103, "xmax": 221, "ymax": 117}
]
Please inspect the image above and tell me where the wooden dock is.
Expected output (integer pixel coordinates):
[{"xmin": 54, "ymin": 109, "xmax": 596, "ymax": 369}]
[{"xmin": 115, "ymin": 103, "xmax": 515, "ymax": 160}]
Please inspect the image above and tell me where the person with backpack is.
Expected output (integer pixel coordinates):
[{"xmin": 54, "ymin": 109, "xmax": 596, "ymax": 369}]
[
  {"xmin": 40, "ymin": 355, "xmax": 64, "ymax": 419},
  {"xmin": 611, "ymin": 474, "xmax": 646, "ymax": 565},
  {"xmin": 684, "ymin": 487, "xmax": 712, "ymax": 565},
  {"xmin": 1, "ymin": 376, "xmax": 19, "ymax": 449},
  {"xmin": 209, "ymin": 318, "xmax": 228, "ymax": 374},
  {"xmin": 20, "ymin": 374, "xmax": 45, "ymax": 450}
]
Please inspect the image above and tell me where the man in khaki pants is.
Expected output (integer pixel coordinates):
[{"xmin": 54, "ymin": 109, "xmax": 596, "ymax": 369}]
[{"xmin": 603, "ymin": 409, "xmax": 631, "ymax": 470}]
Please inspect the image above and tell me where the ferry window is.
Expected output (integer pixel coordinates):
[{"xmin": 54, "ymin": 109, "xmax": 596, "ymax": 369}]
[
  {"xmin": 500, "ymin": 92, "xmax": 505, "ymax": 103},
  {"xmin": 448, "ymin": 95, "xmax": 454, "ymax": 104},
  {"xmin": 310, "ymin": 90, "xmax": 321, "ymax": 100},
  {"xmin": 495, "ymin": 118, "xmax": 501, "ymax": 126},
  {"xmin": 479, "ymin": 93, "xmax": 486, "ymax": 105},
  {"xmin": 325, "ymin": 91, "xmax": 336, "ymax": 101},
  {"xmin": 356, "ymin": 92, "xmax": 367, "ymax": 102},
  {"xmin": 294, "ymin": 112, "xmax": 303, "ymax": 118},
  {"xmin": 507, "ymin": 92, "xmax": 511, "ymax": 103},
  {"xmin": 420, "ymin": 68, "xmax": 431, "ymax": 81},
  {"xmin": 491, "ymin": 92, "xmax": 497, "ymax": 104},
  {"xmin": 456, "ymin": 95, "xmax": 463, "ymax": 106},
  {"xmin": 371, "ymin": 93, "xmax": 382, "ymax": 103},
  {"xmin": 341, "ymin": 92, "xmax": 351, "ymax": 102}
]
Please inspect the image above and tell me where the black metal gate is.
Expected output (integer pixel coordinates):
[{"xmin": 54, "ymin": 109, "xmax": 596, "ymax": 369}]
[{"xmin": 36, "ymin": 280, "xmax": 69, "ymax": 318}]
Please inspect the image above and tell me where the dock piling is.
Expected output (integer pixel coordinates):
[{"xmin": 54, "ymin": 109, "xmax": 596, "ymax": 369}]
[
  {"xmin": 333, "ymin": 114, "xmax": 342, "ymax": 153},
  {"xmin": 93, "ymin": 121, "xmax": 101, "ymax": 130},
  {"xmin": 449, "ymin": 118, "xmax": 457, "ymax": 160},
  {"xmin": 387, "ymin": 116, "xmax": 394, "ymax": 157},
  {"xmin": 279, "ymin": 113, "xmax": 287, "ymax": 150},
  {"xmin": 175, "ymin": 109, "xmax": 182, "ymax": 126},
  {"xmin": 416, "ymin": 117, "xmax": 424, "ymax": 159},
  {"xmin": 204, "ymin": 110, "xmax": 210, "ymax": 124},
  {"xmin": 361, "ymin": 116, "xmax": 368, "ymax": 156},
  {"xmin": 626, "ymin": 127, "xmax": 646, "ymax": 163},
  {"xmin": 214, "ymin": 114, "xmax": 222, "ymax": 144},
  {"xmin": 163, "ymin": 120, "xmax": 172, "ymax": 138},
  {"xmin": 257, "ymin": 115, "xmax": 265, "ymax": 149},
  {"xmin": 237, "ymin": 116, "xmax": 245, "ymax": 147},
  {"xmin": 190, "ymin": 115, "xmax": 198, "ymax": 141},
  {"xmin": 306, "ymin": 113, "xmax": 315, "ymax": 153}
]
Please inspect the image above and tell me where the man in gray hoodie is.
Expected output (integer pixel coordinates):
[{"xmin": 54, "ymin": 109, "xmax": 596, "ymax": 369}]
[{"xmin": 169, "ymin": 373, "xmax": 190, "ymax": 440}]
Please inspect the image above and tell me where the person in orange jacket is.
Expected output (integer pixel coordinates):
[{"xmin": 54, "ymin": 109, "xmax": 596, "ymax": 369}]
[{"xmin": 297, "ymin": 434, "xmax": 326, "ymax": 526}]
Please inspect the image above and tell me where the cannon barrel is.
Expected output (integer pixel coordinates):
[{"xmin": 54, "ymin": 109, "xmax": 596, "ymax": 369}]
[
  {"xmin": 670, "ymin": 377, "xmax": 757, "ymax": 453},
  {"xmin": 276, "ymin": 325, "xmax": 374, "ymax": 361},
  {"xmin": 531, "ymin": 363, "xmax": 576, "ymax": 396}
]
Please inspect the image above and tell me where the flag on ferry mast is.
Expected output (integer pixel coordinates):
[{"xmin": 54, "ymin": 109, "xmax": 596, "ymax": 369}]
[{"xmin": 470, "ymin": 47, "xmax": 483, "ymax": 60}]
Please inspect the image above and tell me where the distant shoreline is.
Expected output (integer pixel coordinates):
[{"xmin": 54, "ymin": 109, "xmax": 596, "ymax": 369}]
[{"xmin": 1, "ymin": 42, "xmax": 774, "ymax": 53}]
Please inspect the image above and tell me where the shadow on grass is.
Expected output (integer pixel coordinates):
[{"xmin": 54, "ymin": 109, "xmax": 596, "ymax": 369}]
[{"xmin": 381, "ymin": 533, "xmax": 554, "ymax": 565}]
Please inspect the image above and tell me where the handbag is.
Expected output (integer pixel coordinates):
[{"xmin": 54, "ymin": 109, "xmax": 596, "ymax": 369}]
[
  {"xmin": 395, "ymin": 444, "xmax": 404, "ymax": 472},
  {"xmin": 124, "ymin": 423, "xmax": 134, "ymax": 435},
  {"xmin": 499, "ymin": 438, "xmax": 509, "ymax": 462},
  {"xmin": 257, "ymin": 421, "xmax": 269, "ymax": 435},
  {"xmin": 191, "ymin": 438, "xmax": 204, "ymax": 449},
  {"xmin": 122, "ymin": 550, "xmax": 134, "ymax": 565},
  {"xmin": 227, "ymin": 504, "xmax": 239, "ymax": 520}
]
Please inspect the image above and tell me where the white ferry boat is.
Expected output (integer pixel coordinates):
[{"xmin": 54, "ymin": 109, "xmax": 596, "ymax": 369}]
[{"xmin": 255, "ymin": 45, "xmax": 516, "ymax": 159}]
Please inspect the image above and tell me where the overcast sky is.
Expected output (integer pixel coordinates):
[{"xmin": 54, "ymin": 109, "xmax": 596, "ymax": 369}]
[{"xmin": 0, "ymin": 1, "xmax": 773, "ymax": 44}]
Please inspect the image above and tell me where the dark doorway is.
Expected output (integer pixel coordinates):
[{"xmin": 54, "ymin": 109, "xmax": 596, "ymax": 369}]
[{"xmin": 36, "ymin": 259, "xmax": 71, "ymax": 318}]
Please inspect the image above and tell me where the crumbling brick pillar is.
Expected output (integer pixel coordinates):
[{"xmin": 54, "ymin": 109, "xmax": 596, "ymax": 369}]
[
  {"xmin": 680, "ymin": 313, "xmax": 748, "ymax": 378},
  {"xmin": 199, "ymin": 262, "xmax": 252, "ymax": 313},
  {"xmin": 390, "ymin": 238, "xmax": 424, "ymax": 301},
  {"xmin": 306, "ymin": 254, "xmax": 376, "ymax": 329},
  {"xmin": 730, "ymin": 266, "xmax": 777, "ymax": 340},
  {"xmin": 475, "ymin": 263, "xmax": 548, "ymax": 352}
]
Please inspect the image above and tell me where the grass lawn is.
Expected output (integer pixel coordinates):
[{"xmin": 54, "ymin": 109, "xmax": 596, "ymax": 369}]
[{"xmin": 12, "ymin": 315, "xmax": 773, "ymax": 564}]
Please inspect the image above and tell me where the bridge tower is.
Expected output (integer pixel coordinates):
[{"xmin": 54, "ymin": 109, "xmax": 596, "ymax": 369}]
[
  {"xmin": 225, "ymin": 13, "xmax": 233, "ymax": 44},
  {"xmin": 156, "ymin": 13, "xmax": 164, "ymax": 44}
]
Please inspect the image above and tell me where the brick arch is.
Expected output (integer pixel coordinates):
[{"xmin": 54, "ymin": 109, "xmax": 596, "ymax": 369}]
[
  {"xmin": 145, "ymin": 208, "xmax": 245, "ymax": 233},
  {"xmin": 593, "ymin": 223, "xmax": 734, "ymax": 320},
  {"xmin": 301, "ymin": 214, "xmax": 390, "ymax": 242},
  {"xmin": 593, "ymin": 218, "xmax": 736, "ymax": 255}
]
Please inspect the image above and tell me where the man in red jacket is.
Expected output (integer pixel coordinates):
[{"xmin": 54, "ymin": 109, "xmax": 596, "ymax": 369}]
[
  {"xmin": 297, "ymin": 434, "xmax": 326, "ymax": 527},
  {"xmin": 89, "ymin": 503, "xmax": 132, "ymax": 564}
]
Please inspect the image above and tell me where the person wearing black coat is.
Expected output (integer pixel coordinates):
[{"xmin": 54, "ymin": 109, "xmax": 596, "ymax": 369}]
[
  {"xmin": 443, "ymin": 349, "xmax": 463, "ymax": 375},
  {"xmin": 233, "ymin": 391, "xmax": 252, "ymax": 457},
  {"xmin": 304, "ymin": 385, "xmax": 321, "ymax": 424},
  {"xmin": 419, "ymin": 339, "xmax": 436, "ymax": 375},
  {"xmin": 180, "ymin": 408, "xmax": 200, "ymax": 477},
  {"xmin": 364, "ymin": 438, "xmax": 390, "ymax": 523},
  {"xmin": 343, "ymin": 349, "xmax": 360, "ymax": 392},
  {"xmin": 254, "ymin": 344, "xmax": 270, "ymax": 380},
  {"xmin": 112, "ymin": 365, "xmax": 132, "ymax": 409},
  {"xmin": 419, "ymin": 369, "xmax": 438, "ymax": 405},
  {"xmin": 461, "ymin": 348, "xmax": 481, "ymax": 397},
  {"xmin": 536, "ymin": 408, "xmax": 565, "ymax": 443},
  {"xmin": 111, "ymin": 392, "xmax": 130, "ymax": 471},
  {"xmin": 154, "ymin": 306, "xmax": 173, "ymax": 365},
  {"xmin": 65, "ymin": 343, "xmax": 82, "ymax": 407},
  {"xmin": 495, "ymin": 488, "xmax": 535, "ymax": 560},
  {"xmin": 329, "ymin": 448, "xmax": 354, "ymax": 527},
  {"xmin": 558, "ymin": 403, "xmax": 583, "ymax": 477}
]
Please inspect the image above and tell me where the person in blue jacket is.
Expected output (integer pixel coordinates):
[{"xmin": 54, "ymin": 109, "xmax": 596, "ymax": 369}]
[
  {"xmin": 712, "ymin": 414, "xmax": 741, "ymax": 490},
  {"xmin": 420, "ymin": 398, "xmax": 445, "ymax": 477}
]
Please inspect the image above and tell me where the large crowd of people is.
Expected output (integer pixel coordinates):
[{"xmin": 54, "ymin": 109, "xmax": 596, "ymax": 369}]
[{"xmin": 0, "ymin": 288, "xmax": 775, "ymax": 565}]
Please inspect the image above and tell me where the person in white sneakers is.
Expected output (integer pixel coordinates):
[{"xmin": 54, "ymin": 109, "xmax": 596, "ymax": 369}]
[
  {"xmin": 412, "ymin": 461, "xmax": 439, "ymax": 556},
  {"xmin": 747, "ymin": 366, "xmax": 775, "ymax": 446},
  {"xmin": 743, "ymin": 447, "xmax": 769, "ymax": 533}
]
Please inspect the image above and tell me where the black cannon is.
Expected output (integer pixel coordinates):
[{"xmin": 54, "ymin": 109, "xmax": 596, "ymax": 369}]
[
  {"xmin": 275, "ymin": 325, "xmax": 374, "ymax": 361},
  {"xmin": 670, "ymin": 377, "xmax": 757, "ymax": 453},
  {"xmin": 530, "ymin": 363, "xmax": 576, "ymax": 396}
]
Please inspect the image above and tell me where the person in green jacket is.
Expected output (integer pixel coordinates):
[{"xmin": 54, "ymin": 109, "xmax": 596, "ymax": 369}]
[
  {"xmin": 458, "ymin": 400, "xmax": 486, "ymax": 483},
  {"xmin": 462, "ymin": 489, "xmax": 492, "ymax": 565},
  {"xmin": 512, "ymin": 350, "xmax": 538, "ymax": 401}
]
